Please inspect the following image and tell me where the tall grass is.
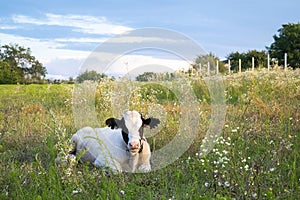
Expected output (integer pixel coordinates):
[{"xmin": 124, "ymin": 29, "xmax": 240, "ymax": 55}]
[{"xmin": 0, "ymin": 69, "xmax": 299, "ymax": 199}]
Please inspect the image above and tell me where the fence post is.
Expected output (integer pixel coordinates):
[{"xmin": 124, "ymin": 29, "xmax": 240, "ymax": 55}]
[
  {"xmin": 207, "ymin": 62, "xmax": 210, "ymax": 76},
  {"xmin": 239, "ymin": 59, "xmax": 241, "ymax": 73},
  {"xmin": 228, "ymin": 60, "xmax": 231, "ymax": 74},
  {"xmin": 284, "ymin": 53, "xmax": 287, "ymax": 70},
  {"xmin": 252, "ymin": 57, "xmax": 255, "ymax": 72},
  {"xmin": 267, "ymin": 54, "xmax": 270, "ymax": 71},
  {"xmin": 216, "ymin": 60, "xmax": 219, "ymax": 75},
  {"xmin": 199, "ymin": 63, "xmax": 202, "ymax": 73}
]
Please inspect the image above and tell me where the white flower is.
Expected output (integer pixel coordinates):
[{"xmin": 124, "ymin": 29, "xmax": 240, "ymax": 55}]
[
  {"xmin": 269, "ymin": 168, "xmax": 275, "ymax": 172},
  {"xmin": 244, "ymin": 164, "xmax": 249, "ymax": 171},
  {"xmin": 225, "ymin": 142, "xmax": 231, "ymax": 146},
  {"xmin": 120, "ymin": 190, "xmax": 125, "ymax": 195},
  {"xmin": 204, "ymin": 182, "xmax": 209, "ymax": 187},
  {"xmin": 222, "ymin": 150, "xmax": 229, "ymax": 155},
  {"xmin": 72, "ymin": 188, "xmax": 82, "ymax": 194},
  {"xmin": 224, "ymin": 181, "xmax": 230, "ymax": 187}
]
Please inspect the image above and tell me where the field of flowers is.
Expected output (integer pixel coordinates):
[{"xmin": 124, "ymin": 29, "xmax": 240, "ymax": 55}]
[{"xmin": 0, "ymin": 68, "xmax": 299, "ymax": 199}]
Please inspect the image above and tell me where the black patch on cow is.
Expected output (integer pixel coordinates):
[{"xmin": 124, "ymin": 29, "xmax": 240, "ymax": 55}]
[{"xmin": 105, "ymin": 114, "xmax": 160, "ymax": 146}]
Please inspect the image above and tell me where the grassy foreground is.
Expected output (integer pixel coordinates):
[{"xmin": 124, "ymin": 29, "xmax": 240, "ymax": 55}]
[{"xmin": 0, "ymin": 69, "xmax": 299, "ymax": 199}]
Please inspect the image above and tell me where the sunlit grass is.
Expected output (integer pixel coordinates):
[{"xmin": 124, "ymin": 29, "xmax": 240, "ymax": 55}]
[{"xmin": 0, "ymin": 68, "xmax": 299, "ymax": 199}]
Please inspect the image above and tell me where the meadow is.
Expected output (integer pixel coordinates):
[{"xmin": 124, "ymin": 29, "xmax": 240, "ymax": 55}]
[{"xmin": 0, "ymin": 68, "xmax": 299, "ymax": 199}]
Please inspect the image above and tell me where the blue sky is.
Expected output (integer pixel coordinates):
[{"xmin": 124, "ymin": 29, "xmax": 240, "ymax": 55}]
[{"xmin": 0, "ymin": 0, "xmax": 299, "ymax": 79}]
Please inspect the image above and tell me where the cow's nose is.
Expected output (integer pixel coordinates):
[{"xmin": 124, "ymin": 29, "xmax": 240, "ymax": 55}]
[{"xmin": 129, "ymin": 141, "xmax": 139, "ymax": 149}]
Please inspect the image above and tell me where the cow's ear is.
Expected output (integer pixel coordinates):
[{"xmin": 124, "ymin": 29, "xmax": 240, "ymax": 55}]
[
  {"xmin": 105, "ymin": 118, "xmax": 119, "ymax": 129},
  {"xmin": 142, "ymin": 117, "xmax": 160, "ymax": 129}
]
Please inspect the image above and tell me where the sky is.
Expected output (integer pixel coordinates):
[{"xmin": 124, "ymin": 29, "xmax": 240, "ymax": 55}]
[{"xmin": 0, "ymin": 0, "xmax": 299, "ymax": 79}]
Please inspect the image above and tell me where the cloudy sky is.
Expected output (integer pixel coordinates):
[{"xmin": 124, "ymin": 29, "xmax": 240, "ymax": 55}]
[{"xmin": 0, "ymin": 0, "xmax": 299, "ymax": 79}]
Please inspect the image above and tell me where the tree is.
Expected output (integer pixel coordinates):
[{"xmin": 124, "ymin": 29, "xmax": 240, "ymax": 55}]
[
  {"xmin": 267, "ymin": 23, "xmax": 300, "ymax": 69},
  {"xmin": 0, "ymin": 43, "xmax": 47, "ymax": 83},
  {"xmin": 136, "ymin": 72, "xmax": 157, "ymax": 82},
  {"xmin": 76, "ymin": 70, "xmax": 107, "ymax": 83},
  {"xmin": 193, "ymin": 53, "xmax": 226, "ymax": 73},
  {"xmin": 0, "ymin": 61, "xmax": 18, "ymax": 84}
]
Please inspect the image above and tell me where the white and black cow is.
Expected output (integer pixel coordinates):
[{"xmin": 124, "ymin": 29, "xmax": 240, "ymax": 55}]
[{"xmin": 68, "ymin": 110, "xmax": 160, "ymax": 173}]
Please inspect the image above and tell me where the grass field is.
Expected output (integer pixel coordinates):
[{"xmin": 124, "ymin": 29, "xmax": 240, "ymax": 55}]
[{"xmin": 0, "ymin": 69, "xmax": 299, "ymax": 199}]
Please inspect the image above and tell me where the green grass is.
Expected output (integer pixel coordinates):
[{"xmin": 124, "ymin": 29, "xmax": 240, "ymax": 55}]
[{"xmin": 0, "ymin": 69, "xmax": 299, "ymax": 199}]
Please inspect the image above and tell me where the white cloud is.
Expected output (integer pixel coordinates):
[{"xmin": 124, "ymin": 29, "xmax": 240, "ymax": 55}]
[
  {"xmin": 107, "ymin": 36, "xmax": 178, "ymax": 43},
  {"xmin": 0, "ymin": 25, "xmax": 20, "ymax": 30},
  {"xmin": 12, "ymin": 13, "xmax": 132, "ymax": 35},
  {"xmin": 0, "ymin": 33, "xmax": 89, "ymax": 61},
  {"xmin": 86, "ymin": 53, "xmax": 192, "ymax": 78},
  {"xmin": 54, "ymin": 37, "xmax": 108, "ymax": 43}
]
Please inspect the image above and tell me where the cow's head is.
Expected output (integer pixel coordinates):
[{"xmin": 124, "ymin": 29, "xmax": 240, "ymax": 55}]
[{"xmin": 105, "ymin": 110, "xmax": 160, "ymax": 155}]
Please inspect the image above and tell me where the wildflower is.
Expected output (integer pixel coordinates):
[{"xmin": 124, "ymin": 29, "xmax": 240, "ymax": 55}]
[
  {"xmin": 284, "ymin": 189, "xmax": 289, "ymax": 193},
  {"xmin": 204, "ymin": 182, "xmax": 209, "ymax": 187},
  {"xmin": 244, "ymin": 164, "xmax": 249, "ymax": 171},
  {"xmin": 224, "ymin": 181, "xmax": 230, "ymax": 187},
  {"xmin": 252, "ymin": 193, "xmax": 257, "ymax": 198},
  {"xmin": 225, "ymin": 141, "xmax": 231, "ymax": 146},
  {"xmin": 222, "ymin": 150, "xmax": 229, "ymax": 155},
  {"xmin": 72, "ymin": 188, "xmax": 82, "ymax": 194},
  {"xmin": 285, "ymin": 143, "xmax": 293, "ymax": 150},
  {"xmin": 120, "ymin": 190, "xmax": 125, "ymax": 195}
]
